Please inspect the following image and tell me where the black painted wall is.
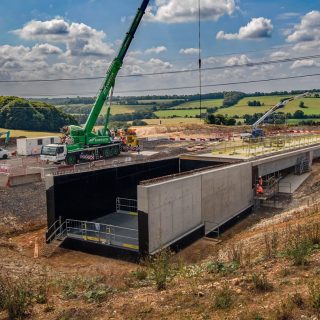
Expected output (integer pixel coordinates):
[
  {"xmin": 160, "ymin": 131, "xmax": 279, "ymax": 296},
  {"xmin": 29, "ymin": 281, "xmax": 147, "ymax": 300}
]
[{"xmin": 47, "ymin": 158, "xmax": 180, "ymax": 227}]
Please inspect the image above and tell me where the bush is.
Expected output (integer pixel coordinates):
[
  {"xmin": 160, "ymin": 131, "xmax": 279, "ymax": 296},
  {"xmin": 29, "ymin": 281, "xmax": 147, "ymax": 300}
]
[
  {"xmin": 214, "ymin": 286, "xmax": 233, "ymax": 310},
  {"xmin": 309, "ymin": 280, "xmax": 320, "ymax": 311},
  {"xmin": 148, "ymin": 249, "xmax": 173, "ymax": 291},
  {"xmin": 251, "ymin": 273, "xmax": 273, "ymax": 292},
  {"xmin": 264, "ymin": 231, "xmax": 279, "ymax": 259},
  {"xmin": 132, "ymin": 268, "xmax": 148, "ymax": 281},
  {"xmin": 132, "ymin": 120, "xmax": 148, "ymax": 126},
  {"xmin": 0, "ymin": 274, "xmax": 33, "ymax": 320},
  {"xmin": 286, "ymin": 237, "xmax": 312, "ymax": 266}
]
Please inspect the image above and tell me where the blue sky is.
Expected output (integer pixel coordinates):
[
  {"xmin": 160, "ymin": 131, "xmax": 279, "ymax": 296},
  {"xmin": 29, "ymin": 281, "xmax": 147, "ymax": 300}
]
[{"xmin": 0, "ymin": 0, "xmax": 319, "ymax": 96}]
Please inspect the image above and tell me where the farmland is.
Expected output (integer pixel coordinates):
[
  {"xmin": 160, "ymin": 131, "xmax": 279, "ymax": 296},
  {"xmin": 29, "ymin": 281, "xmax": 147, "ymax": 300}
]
[
  {"xmin": 220, "ymin": 96, "xmax": 320, "ymax": 117},
  {"xmin": 0, "ymin": 128, "xmax": 58, "ymax": 138},
  {"xmin": 155, "ymin": 108, "xmax": 206, "ymax": 118},
  {"xmin": 171, "ymin": 99, "xmax": 223, "ymax": 109}
]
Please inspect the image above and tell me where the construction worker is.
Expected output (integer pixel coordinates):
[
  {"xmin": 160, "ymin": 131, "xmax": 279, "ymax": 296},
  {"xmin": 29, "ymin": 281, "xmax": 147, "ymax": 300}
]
[{"xmin": 256, "ymin": 184, "xmax": 264, "ymax": 195}]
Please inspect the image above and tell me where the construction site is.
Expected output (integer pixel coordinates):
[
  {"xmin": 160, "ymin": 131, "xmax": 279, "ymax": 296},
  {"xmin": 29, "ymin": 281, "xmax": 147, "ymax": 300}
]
[{"xmin": 1, "ymin": 0, "xmax": 320, "ymax": 319}]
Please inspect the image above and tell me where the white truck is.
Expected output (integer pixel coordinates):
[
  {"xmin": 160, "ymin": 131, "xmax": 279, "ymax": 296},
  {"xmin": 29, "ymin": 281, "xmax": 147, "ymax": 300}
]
[
  {"xmin": 40, "ymin": 144, "xmax": 67, "ymax": 163},
  {"xmin": 0, "ymin": 147, "xmax": 10, "ymax": 159},
  {"xmin": 17, "ymin": 136, "xmax": 61, "ymax": 156}
]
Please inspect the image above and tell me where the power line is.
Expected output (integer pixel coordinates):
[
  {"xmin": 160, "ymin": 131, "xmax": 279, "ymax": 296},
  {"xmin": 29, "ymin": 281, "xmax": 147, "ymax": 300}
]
[
  {"xmin": 113, "ymin": 73, "xmax": 320, "ymax": 94},
  {"xmin": 4, "ymin": 72, "xmax": 320, "ymax": 97},
  {"xmin": 0, "ymin": 54, "xmax": 319, "ymax": 83}
]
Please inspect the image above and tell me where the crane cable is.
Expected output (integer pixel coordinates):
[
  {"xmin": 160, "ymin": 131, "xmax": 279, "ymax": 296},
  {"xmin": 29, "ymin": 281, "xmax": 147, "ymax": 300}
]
[{"xmin": 198, "ymin": 0, "xmax": 202, "ymax": 120}]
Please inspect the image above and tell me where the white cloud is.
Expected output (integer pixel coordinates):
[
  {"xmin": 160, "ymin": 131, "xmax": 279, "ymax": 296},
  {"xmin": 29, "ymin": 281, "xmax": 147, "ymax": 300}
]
[
  {"xmin": 14, "ymin": 18, "xmax": 114, "ymax": 57},
  {"xmin": 144, "ymin": 46, "xmax": 167, "ymax": 54},
  {"xmin": 225, "ymin": 54, "xmax": 252, "ymax": 66},
  {"xmin": 270, "ymin": 51, "xmax": 290, "ymax": 59},
  {"xmin": 290, "ymin": 59, "xmax": 320, "ymax": 69},
  {"xmin": 287, "ymin": 11, "xmax": 320, "ymax": 42},
  {"xmin": 179, "ymin": 48, "xmax": 200, "ymax": 55},
  {"xmin": 146, "ymin": 0, "xmax": 236, "ymax": 24},
  {"xmin": 277, "ymin": 12, "xmax": 300, "ymax": 20},
  {"xmin": 32, "ymin": 43, "xmax": 62, "ymax": 55},
  {"xmin": 217, "ymin": 17, "xmax": 273, "ymax": 40}
]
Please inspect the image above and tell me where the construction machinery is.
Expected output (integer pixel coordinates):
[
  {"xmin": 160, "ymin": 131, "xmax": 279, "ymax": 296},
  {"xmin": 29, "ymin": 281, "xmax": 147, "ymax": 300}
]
[
  {"xmin": 40, "ymin": 0, "xmax": 149, "ymax": 165},
  {"xmin": 242, "ymin": 92, "xmax": 309, "ymax": 140},
  {"xmin": 0, "ymin": 131, "xmax": 10, "ymax": 147}
]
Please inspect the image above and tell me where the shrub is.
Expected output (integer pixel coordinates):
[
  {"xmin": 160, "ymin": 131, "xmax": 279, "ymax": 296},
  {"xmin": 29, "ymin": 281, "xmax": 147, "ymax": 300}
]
[
  {"xmin": 227, "ymin": 242, "xmax": 243, "ymax": 266},
  {"xmin": 309, "ymin": 280, "xmax": 320, "ymax": 311},
  {"xmin": 251, "ymin": 273, "xmax": 273, "ymax": 292},
  {"xmin": 286, "ymin": 238, "xmax": 312, "ymax": 266},
  {"xmin": 214, "ymin": 286, "xmax": 234, "ymax": 310},
  {"xmin": 0, "ymin": 274, "xmax": 33, "ymax": 320},
  {"xmin": 264, "ymin": 231, "xmax": 279, "ymax": 259},
  {"xmin": 132, "ymin": 268, "xmax": 148, "ymax": 281},
  {"xmin": 148, "ymin": 249, "xmax": 173, "ymax": 291}
]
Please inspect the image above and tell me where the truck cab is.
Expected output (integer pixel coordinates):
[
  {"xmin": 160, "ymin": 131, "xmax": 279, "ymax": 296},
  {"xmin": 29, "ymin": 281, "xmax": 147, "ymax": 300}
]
[{"xmin": 40, "ymin": 144, "xmax": 67, "ymax": 163}]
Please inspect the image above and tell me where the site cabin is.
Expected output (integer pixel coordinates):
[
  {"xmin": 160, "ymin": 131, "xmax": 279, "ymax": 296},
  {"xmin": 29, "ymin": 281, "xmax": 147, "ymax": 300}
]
[{"xmin": 17, "ymin": 136, "xmax": 61, "ymax": 156}]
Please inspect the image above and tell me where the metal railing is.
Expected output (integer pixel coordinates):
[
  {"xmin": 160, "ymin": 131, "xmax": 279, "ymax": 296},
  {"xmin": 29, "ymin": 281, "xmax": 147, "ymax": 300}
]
[
  {"xmin": 46, "ymin": 220, "xmax": 66, "ymax": 243},
  {"xmin": 116, "ymin": 197, "xmax": 137, "ymax": 213},
  {"xmin": 65, "ymin": 219, "xmax": 138, "ymax": 250}
]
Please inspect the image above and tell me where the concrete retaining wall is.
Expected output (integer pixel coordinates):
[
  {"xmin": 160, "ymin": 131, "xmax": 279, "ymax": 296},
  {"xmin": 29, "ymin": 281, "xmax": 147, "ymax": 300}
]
[
  {"xmin": 8, "ymin": 173, "xmax": 41, "ymax": 186},
  {"xmin": 201, "ymin": 162, "xmax": 253, "ymax": 232},
  {"xmin": 138, "ymin": 162, "xmax": 253, "ymax": 254},
  {"xmin": 139, "ymin": 174, "xmax": 202, "ymax": 254}
]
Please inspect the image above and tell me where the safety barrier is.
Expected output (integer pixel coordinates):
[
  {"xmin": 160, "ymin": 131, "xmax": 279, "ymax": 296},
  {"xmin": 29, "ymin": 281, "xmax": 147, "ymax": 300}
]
[
  {"xmin": 116, "ymin": 197, "xmax": 137, "ymax": 213},
  {"xmin": 65, "ymin": 219, "xmax": 138, "ymax": 251}
]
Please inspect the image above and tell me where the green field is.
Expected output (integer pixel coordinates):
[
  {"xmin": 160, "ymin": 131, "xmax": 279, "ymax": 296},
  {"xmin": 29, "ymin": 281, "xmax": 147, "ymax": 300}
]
[
  {"xmin": 137, "ymin": 99, "xmax": 184, "ymax": 104},
  {"xmin": 173, "ymin": 99, "xmax": 223, "ymax": 109},
  {"xmin": 155, "ymin": 108, "xmax": 206, "ymax": 118},
  {"xmin": 0, "ymin": 128, "xmax": 58, "ymax": 138},
  {"xmin": 219, "ymin": 96, "xmax": 320, "ymax": 117}
]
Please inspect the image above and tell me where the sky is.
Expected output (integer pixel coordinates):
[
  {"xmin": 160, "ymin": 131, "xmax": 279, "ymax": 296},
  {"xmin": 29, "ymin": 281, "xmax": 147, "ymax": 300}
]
[{"xmin": 0, "ymin": 0, "xmax": 319, "ymax": 97}]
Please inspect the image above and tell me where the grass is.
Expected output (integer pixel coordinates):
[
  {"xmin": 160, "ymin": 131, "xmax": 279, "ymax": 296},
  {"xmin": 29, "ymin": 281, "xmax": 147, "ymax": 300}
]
[
  {"xmin": 173, "ymin": 99, "xmax": 223, "ymax": 109},
  {"xmin": 155, "ymin": 108, "xmax": 206, "ymax": 118},
  {"xmin": 251, "ymin": 273, "xmax": 273, "ymax": 292},
  {"xmin": 218, "ymin": 96, "xmax": 320, "ymax": 117},
  {"xmin": 141, "ymin": 118, "xmax": 204, "ymax": 125},
  {"xmin": 0, "ymin": 128, "xmax": 58, "ymax": 138},
  {"xmin": 213, "ymin": 286, "xmax": 234, "ymax": 310}
]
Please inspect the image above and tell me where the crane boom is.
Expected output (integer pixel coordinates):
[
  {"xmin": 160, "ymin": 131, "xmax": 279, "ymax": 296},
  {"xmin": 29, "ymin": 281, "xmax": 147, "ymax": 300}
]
[
  {"xmin": 252, "ymin": 92, "xmax": 309, "ymax": 129},
  {"xmin": 84, "ymin": 0, "xmax": 150, "ymax": 134}
]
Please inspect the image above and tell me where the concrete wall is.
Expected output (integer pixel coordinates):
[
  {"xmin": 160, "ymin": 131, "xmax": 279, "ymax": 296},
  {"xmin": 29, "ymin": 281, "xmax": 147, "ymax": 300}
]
[
  {"xmin": 201, "ymin": 162, "xmax": 253, "ymax": 232},
  {"xmin": 138, "ymin": 174, "xmax": 203, "ymax": 254},
  {"xmin": 138, "ymin": 162, "xmax": 253, "ymax": 254},
  {"xmin": 8, "ymin": 173, "xmax": 41, "ymax": 186}
]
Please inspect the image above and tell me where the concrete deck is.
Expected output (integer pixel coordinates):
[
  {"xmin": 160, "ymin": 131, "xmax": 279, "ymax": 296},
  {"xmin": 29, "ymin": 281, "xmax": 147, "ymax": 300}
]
[{"xmin": 278, "ymin": 172, "xmax": 311, "ymax": 194}]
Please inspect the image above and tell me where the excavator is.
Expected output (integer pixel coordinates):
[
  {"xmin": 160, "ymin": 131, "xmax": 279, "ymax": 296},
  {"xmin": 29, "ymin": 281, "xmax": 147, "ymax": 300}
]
[
  {"xmin": 40, "ymin": 0, "xmax": 149, "ymax": 165},
  {"xmin": 241, "ymin": 92, "xmax": 309, "ymax": 141},
  {"xmin": 0, "ymin": 131, "xmax": 10, "ymax": 147}
]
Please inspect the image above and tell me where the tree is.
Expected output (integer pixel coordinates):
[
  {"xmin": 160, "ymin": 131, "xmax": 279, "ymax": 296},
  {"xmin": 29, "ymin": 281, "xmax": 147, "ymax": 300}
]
[
  {"xmin": 293, "ymin": 110, "xmax": 305, "ymax": 119},
  {"xmin": 299, "ymin": 101, "xmax": 307, "ymax": 108}
]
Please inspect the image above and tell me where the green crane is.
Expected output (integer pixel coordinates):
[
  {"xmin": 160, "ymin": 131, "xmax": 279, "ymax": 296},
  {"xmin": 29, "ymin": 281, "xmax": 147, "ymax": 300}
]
[{"xmin": 41, "ymin": 0, "xmax": 150, "ymax": 165}]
